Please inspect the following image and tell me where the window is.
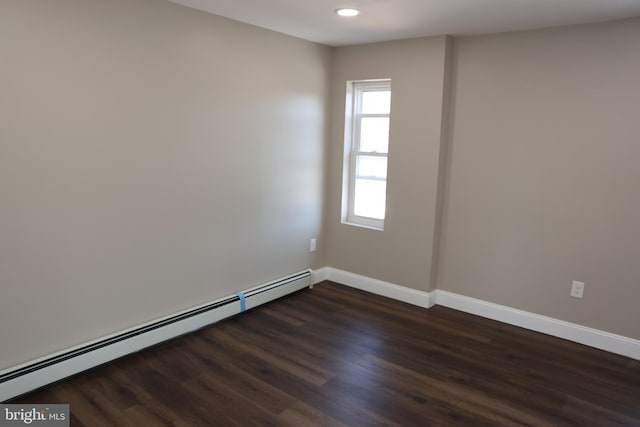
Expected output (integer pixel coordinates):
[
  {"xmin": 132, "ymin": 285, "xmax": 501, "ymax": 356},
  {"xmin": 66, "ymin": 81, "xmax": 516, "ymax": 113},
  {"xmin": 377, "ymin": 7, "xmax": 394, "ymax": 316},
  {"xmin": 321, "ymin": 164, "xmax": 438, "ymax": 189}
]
[{"xmin": 342, "ymin": 79, "xmax": 391, "ymax": 229}]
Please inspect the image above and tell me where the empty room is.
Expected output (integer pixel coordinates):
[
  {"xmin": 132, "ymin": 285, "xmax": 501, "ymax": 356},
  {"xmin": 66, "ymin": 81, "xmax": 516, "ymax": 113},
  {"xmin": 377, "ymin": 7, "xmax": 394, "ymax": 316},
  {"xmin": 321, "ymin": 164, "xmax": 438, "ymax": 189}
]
[{"xmin": 1, "ymin": 0, "xmax": 639, "ymax": 425}]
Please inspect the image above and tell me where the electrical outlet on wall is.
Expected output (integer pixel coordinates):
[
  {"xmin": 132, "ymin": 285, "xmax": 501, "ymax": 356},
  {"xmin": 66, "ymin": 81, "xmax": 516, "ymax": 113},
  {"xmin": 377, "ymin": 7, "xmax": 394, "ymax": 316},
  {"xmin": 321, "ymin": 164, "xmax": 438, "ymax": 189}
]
[
  {"xmin": 571, "ymin": 281, "xmax": 585, "ymax": 299},
  {"xmin": 310, "ymin": 238, "xmax": 317, "ymax": 252}
]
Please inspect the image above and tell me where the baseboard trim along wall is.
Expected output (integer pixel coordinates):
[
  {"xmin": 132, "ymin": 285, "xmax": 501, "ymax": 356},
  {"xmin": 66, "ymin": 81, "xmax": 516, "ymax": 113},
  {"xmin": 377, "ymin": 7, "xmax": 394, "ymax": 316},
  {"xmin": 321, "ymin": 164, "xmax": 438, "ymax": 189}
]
[
  {"xmin": 321, "ymin": 267, "xmax": 433, "ymax": 308},
  {"xmin": 3, "ymin": 268, "xmax": 638, "ymax": 402},
  {"xmin": 0, "ymin": 270, "xmax": 312, "ymax": 402},
  {"xmin": 321, "ymin": 267, "xmax": 640, "ymax": 361},
  {"xmin": 312, "ymin": 266, "xmax": 329, "ymax": 285}
]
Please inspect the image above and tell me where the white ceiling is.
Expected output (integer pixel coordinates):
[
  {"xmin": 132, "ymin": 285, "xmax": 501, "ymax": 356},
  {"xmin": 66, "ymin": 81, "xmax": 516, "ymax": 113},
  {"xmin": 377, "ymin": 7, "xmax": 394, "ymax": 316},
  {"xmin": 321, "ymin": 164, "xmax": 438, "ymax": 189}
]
[{"xmin": 167, "ymin": 0, "xmax": 640, "ymax": 46}]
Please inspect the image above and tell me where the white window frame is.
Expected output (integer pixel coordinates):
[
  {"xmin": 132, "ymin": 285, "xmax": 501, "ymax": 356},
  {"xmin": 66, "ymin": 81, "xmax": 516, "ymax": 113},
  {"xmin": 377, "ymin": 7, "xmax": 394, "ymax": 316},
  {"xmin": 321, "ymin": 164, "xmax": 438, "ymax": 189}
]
[{"xmin": 341, "ymin": 79, "xmax": 391, "ymax": 230}]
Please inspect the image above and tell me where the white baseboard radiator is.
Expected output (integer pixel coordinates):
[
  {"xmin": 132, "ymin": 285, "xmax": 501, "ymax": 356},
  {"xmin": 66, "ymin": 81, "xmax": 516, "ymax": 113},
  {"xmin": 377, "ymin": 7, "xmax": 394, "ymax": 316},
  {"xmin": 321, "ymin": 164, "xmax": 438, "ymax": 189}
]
[{"xmin": 0, "ymin": 270, "xmax": 312, "ymax": 402}]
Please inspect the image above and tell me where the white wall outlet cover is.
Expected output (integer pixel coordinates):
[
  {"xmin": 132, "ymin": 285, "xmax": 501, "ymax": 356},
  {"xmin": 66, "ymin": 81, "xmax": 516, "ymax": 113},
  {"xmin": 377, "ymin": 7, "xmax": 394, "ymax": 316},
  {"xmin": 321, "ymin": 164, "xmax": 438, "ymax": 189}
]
[{"xmin": 571, "ymin": 281, "xmax": 585, "ymax": 298}]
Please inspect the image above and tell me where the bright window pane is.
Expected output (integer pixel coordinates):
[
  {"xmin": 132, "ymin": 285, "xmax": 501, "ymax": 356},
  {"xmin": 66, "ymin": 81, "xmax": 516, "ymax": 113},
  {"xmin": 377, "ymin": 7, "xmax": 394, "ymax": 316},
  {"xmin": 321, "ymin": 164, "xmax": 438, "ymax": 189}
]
[
  {"xmin": 354, "ymin": 179, "xmax": 386, "ymax": 219},
  {"xmin": 356, "ymin": 156, "xmax": 387, "ymax": 179},
  {"xmin": 343, "ymin": 79, "xmax": 391, "ymax": 228},
  {"xmin": 360, "ymin": 117, "xmax": 389, "ymax": 153},
  {"xmin": 362, "ymin": 91, "xmax": 391, "ymax": 114}
]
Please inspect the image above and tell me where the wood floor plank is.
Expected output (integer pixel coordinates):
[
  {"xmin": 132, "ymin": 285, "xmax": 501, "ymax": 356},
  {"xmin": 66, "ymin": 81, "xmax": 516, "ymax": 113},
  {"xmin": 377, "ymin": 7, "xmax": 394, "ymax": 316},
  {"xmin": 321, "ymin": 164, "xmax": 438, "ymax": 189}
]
[
  {"xmin": 9, "ymin": 281, "xmax": 640, "ymax": 426},
  {"xmin": 179, "ymin": 372, "xmax": 281, "ymax": 427},
  {"xmin": 355, "ymin": 353, "xmax": 557, "ymax": 426},
  {"xmin": 51, "ymin": 383, "xmax": 129, "ymax": 426},
  {"xmin": 277, "ymin": 401, "xmax": 351, "ymax": 427},
  {"xmin": 122, "ymin": 404, "xmax": 192, "ymax": 427},
  {"xmin": 209, "ymin": 326, "xmax": 335, "ymax": 387},
  {"xmin": 174, "ymin": 341, "xmax": 297, "ymax": 415}
]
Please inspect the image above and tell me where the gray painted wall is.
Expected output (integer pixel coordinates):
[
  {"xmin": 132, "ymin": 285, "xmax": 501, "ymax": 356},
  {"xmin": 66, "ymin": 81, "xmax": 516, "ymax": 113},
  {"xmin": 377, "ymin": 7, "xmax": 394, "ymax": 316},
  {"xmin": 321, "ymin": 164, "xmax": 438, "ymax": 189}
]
[
  {"xmin": 326, "ymin": 37, "xmax": 451, "ymax": 292},
  {"xmin": 439, "ymin": 18, "xmax": 640, "ymax": 339},
  {"xmin": 0, "ymin": 0, "xmax": 330, "ymax": 370},
  {"xmin": 326, "ymin": 19, "xmax": 640, "ymax": 340}
]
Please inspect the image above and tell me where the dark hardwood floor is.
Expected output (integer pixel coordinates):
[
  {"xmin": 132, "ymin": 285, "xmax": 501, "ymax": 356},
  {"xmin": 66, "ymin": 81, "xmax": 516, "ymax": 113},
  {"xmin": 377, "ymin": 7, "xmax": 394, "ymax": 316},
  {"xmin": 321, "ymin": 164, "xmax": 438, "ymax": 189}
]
[{"xmin": 12, "ymin": 281, "xmax": 640, "ymax": 426}]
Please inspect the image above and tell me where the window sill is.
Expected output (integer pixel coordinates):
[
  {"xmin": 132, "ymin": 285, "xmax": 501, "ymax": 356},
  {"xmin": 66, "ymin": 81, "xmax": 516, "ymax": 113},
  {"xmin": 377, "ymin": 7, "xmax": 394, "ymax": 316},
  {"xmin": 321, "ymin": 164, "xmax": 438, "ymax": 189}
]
[{"xmin": 341, "ymin": 221, "xmax": 384, "ymax": 232}]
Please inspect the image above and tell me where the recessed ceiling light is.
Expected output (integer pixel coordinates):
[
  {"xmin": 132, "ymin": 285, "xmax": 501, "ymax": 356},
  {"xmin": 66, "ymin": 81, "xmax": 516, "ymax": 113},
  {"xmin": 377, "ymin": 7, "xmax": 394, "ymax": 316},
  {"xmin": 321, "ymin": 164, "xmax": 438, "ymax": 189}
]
[{"xmin": 335, "ymin": 8, "xmax": 360, "ymax": 17}]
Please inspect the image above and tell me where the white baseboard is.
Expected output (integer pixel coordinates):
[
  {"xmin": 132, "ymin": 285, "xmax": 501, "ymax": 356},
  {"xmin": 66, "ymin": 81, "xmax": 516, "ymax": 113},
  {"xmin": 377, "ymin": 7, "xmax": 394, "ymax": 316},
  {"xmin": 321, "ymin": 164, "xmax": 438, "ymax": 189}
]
[
  {"xmin": 312, "ymin": 267, "xmax": 329, "ymax": 285},
  {"xmin": 433, "ymin": 290, "xmax": 640, "ymax": 360},
  {"xmin": 316, "ymin": 267, "xmax": 640, "ymax": 361},
  {"xmin": 3, "ymin": 268, "xmax": 637, "ymax": 403},
  {"xmin": 322, "ymin": 267, "xmax": 432, "ymax": 308}
]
